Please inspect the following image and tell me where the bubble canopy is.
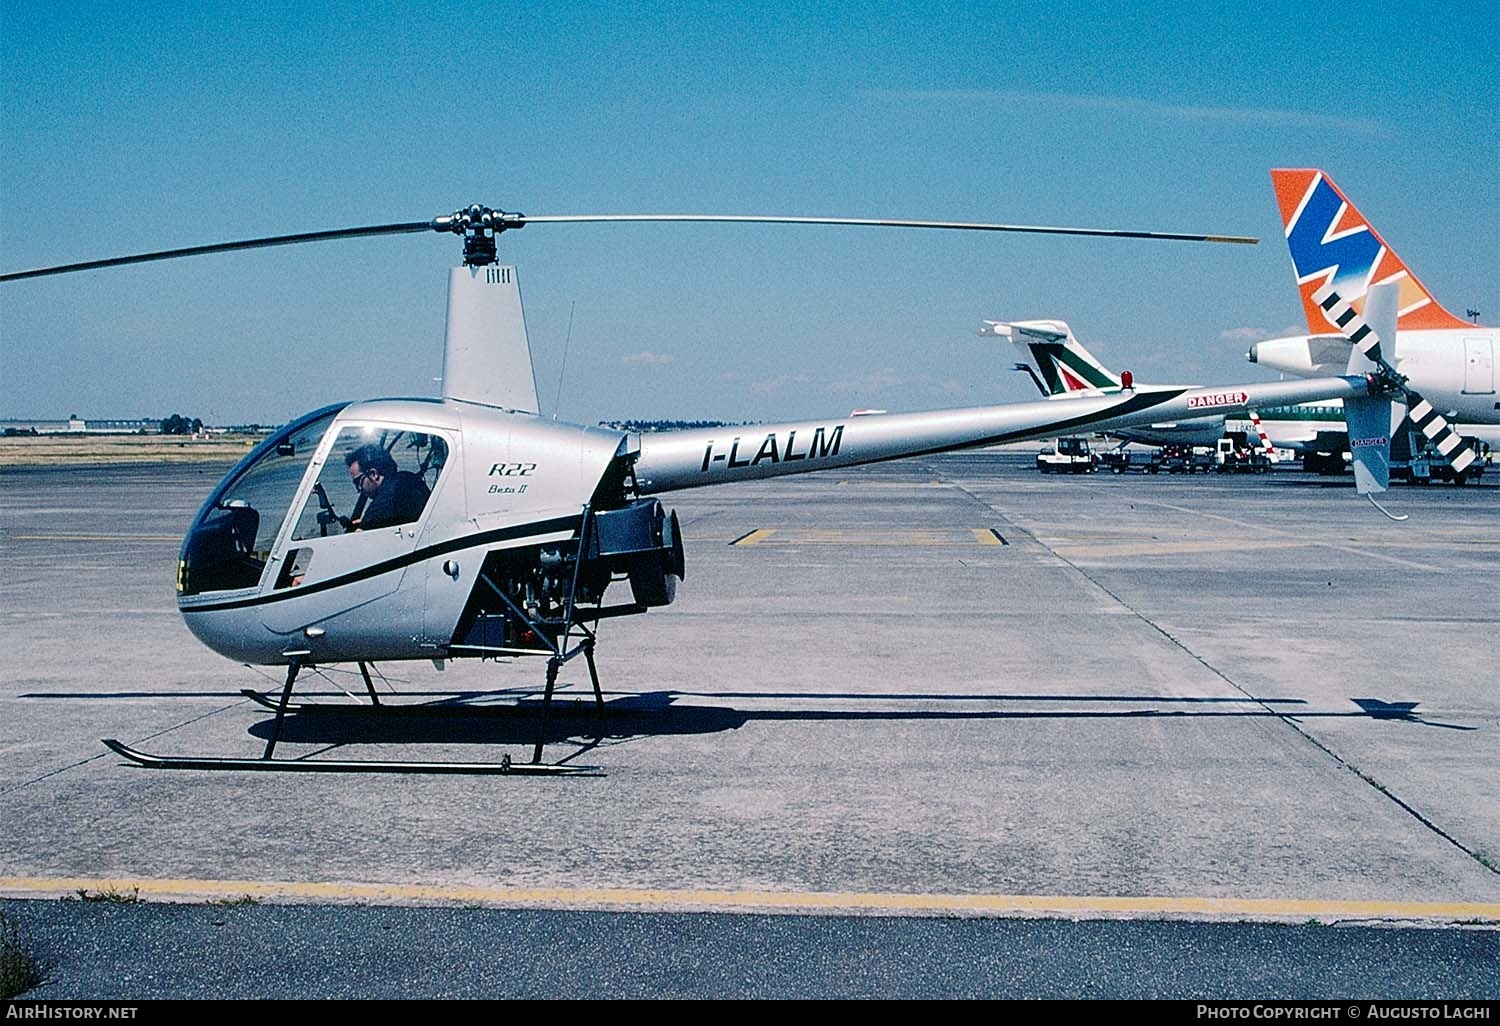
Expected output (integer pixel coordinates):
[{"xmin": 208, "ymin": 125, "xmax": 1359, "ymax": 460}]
[{"xmin": 177, "ymin": 404, "xmax": 348, "ymax": 596}]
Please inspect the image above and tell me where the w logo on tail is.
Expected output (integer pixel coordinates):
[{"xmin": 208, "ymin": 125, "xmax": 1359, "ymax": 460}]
[
  {"xmin": 1271, "ymin": 169, "xmax": 1468, "ymax": 332},
  {"xmin": 1282, "ymin": 174, "xmax": 1383, "ymax": 302}
]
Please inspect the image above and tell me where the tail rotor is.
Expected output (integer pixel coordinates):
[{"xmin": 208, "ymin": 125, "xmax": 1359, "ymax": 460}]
[
  {"xmin": 1312, "ymin": 282, "xmax": 1474, "ymax": 518},
  {"xmin": 1312, "ymin": 283, "xmax": 1476, "ymax": 476}
]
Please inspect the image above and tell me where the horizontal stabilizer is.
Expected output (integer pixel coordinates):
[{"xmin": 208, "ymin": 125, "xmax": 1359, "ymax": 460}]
[{"xmin": 979, "ymin": 319, "xmax": 1071, "ymax": 343}]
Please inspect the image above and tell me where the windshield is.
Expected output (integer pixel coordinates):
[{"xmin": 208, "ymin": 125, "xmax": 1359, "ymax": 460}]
[{"xmin": 178, "ymin": 404, "xmax": 345, "ymax": 596}]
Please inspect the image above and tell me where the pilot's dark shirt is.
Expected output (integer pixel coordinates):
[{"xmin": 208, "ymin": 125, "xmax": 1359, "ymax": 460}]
[{"xmin": 360, "ymin": 471, "xmax": 430, "ymax": 530}]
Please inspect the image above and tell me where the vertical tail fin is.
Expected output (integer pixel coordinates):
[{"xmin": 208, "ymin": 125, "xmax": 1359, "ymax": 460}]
[
  {"xmin": 979, "ymin": 319, "xmax": 1122, "ymax": 396},
  {"xmin": 1270, "ymin": 169, "xmax": 1469, "ymax": 333}
]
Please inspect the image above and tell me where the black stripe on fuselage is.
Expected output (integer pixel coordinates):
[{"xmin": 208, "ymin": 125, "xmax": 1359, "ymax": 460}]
[{"xmin": 179, "ymin": 514, "xmax": 582, "ymax": 614}]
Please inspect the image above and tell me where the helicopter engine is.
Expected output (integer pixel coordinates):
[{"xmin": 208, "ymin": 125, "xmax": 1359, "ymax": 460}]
[{"xmin": 456, "ymin": 497, "xmax": 685, "ymax": 653}]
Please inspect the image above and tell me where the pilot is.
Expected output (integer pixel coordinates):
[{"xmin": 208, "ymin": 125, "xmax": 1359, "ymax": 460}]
[{"xmin": 345, "ymin": 443, "xmax": 430, "ymax": 531}]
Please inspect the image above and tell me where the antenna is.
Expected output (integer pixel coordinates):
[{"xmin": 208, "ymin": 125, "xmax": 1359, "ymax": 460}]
[{"xmin": 553, "ymin": 301, "xmax": 577, "ymax": 421}]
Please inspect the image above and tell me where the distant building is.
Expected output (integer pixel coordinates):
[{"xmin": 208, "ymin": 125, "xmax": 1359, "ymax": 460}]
[
  {"xmin": 87, "ymin": 418, "xmax": 157, "ymax": 433},
  {"xmin": 0, "ymin": 416, "xmax": 157, "ymax": 435}
]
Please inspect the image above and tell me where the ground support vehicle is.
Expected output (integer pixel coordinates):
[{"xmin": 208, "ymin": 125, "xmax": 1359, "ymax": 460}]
[
  {"xmin": 1099, "ymin": 447, "xmax": 1162, "ymax": 474},
  {"xmin": 1037, "ymin": 437, "xmax": 1096, "ymax": 474}
]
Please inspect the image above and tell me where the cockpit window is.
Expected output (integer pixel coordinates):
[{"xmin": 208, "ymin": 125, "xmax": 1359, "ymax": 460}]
[
  {"xmin": 290, "ymin": 428, "xmax": 448, "ymax": 541},
  {"xmin": 178, "ymin": 406, "xmax": 343, "ymax": 595}
]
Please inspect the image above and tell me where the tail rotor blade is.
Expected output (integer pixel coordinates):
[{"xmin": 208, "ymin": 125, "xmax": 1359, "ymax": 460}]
[
  {"xmin": 1406, "ymin": 391, "xmax": 1476, "ymax": 473},
  {"xmin": 1311, "ymin": 283, "xmax": 1387, "ymax": 366}
]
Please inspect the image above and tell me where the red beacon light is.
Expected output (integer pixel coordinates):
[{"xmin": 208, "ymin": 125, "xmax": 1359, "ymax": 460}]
[{"xmin": 1121, "ymin": 370, "xmax": 1134, "ymax": 389}]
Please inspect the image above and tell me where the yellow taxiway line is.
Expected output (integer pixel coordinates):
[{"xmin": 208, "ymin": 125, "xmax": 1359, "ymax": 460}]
[
  {"xmin": 1, "ymin": 876, "xmax": 1495, "ymax": 923},
  {"xmin": 729, "ymin": 529, "xmax": 776, "ymax": 546}
]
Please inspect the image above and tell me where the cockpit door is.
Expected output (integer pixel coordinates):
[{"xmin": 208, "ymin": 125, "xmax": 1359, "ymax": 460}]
[{"xmin": 260, "ymin": 424, "xmax": 450, "ymax": 633}]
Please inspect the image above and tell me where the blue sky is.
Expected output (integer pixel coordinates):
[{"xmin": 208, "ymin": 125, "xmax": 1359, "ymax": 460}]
[{"xmin": 2, "ymin": 1, "xmax": 1496, "ymax": 424}]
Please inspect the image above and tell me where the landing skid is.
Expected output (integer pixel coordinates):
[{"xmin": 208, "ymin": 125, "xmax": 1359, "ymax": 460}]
[
  {"xmin": 236, "ymin": 660, "xmax": 385, "ymax": 713},
  {"xmin": 106, "ymin": 648, "xmax": 607, "ymax": 775},
  {"xmin": 101, "ymin": 739, "xmax": 598, "ymax": 775}
]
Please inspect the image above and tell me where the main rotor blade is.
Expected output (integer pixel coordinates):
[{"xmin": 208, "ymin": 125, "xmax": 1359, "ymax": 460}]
[
  {"xmin": 518, "ymin": 213, "xmax": 1258, "ymax": 245},
  {"xmin": 1, "ymin": 206, "xmax": 1256, "ymax": 283},
  {"xmin": 0, "ymin": 221, "xmax": 435, "ymax": 282}
]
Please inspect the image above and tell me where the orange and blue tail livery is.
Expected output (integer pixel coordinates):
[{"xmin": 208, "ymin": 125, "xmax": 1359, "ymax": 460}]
[{"xmin": 1271, "ymin": 168, "xmax": 1468, "ymax": 333}]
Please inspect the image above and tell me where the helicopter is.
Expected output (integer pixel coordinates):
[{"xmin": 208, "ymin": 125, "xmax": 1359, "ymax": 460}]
[{"xmin": 0, "ymin": 203, "xmax": 1386, "ymax": 774}]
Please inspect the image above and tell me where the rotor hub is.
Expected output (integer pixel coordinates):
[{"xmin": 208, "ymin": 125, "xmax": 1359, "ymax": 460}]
[
  {"xmin": 1366, "ymin": 362, "xmax": 1409, "ymax": 398},
  {"xmin": 431, "ymin": 204, "xmax": 527, "ymax": 267}
]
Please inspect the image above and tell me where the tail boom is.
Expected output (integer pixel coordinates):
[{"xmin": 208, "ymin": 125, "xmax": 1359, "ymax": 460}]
[{"xmin": 634, "ymin": 377, "xmax": 1369, "ymax": 492}]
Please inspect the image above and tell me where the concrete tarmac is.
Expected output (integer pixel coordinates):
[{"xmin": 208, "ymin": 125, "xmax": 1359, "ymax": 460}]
[{"xmin": 2, "ymin": 457, "xmax": 1497, "ymax": 938}]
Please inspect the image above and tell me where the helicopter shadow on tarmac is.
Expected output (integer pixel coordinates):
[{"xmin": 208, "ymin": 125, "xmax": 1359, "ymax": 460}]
[{"xmin": 234, "ymin": 687, "xmax": 1473, "ymax": 760}]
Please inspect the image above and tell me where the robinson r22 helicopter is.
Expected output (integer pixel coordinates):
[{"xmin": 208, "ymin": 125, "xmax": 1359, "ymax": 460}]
[{"xmin": 1, "ymin": 203, "xmax": 1387, "ymax": 773}]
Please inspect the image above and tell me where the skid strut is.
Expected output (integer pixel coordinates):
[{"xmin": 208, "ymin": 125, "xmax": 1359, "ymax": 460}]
[
  {"xmin": 476, "ymin": 502, "xmax": 608, "ymax": 766},
  {"xmin": 263, "ymin": 657, "xmax": 301, "ymax": 759},
  {"xmin": 358, "ymin": 660, "xmax": 382, "ymax": 706}
]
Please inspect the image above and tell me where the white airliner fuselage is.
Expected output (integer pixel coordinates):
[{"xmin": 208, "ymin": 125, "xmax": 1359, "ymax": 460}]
[{"xmin": 1249, "ymin": 329, "xmax": 1500, "ymax": 449}]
